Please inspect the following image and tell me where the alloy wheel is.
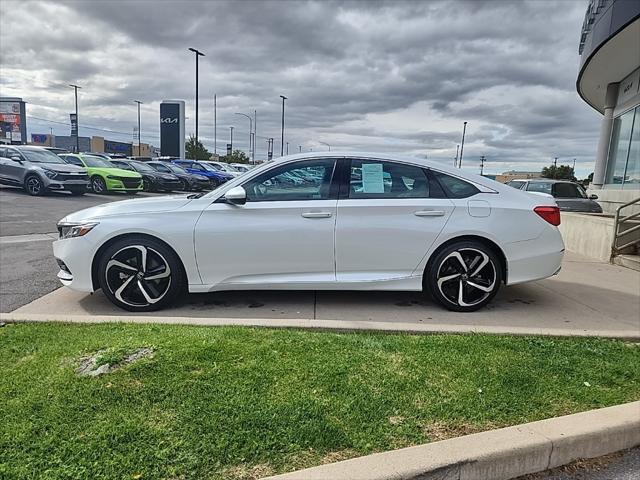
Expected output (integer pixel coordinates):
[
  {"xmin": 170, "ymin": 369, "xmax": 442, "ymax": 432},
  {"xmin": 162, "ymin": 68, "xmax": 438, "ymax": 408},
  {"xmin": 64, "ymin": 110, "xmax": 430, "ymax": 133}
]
[
  {"xmin": 436, "ymin": 248, "xmax": 497, "ymax": 308},
  {"xmin": 92, "ymin": 177, "xmax": 106, "ymax": 193},
  {"xmin": 104, "ymin": 245, "xmax": 172, "ymax": 307},
  {"xmin": 26, "ymin": 176, "xmax": 42, "ymax": 195}
]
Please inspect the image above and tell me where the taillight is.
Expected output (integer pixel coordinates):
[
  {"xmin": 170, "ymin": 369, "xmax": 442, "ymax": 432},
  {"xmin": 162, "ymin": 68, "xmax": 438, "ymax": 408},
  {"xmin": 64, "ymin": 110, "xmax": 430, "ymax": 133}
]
[{"xmin": 534, "ymin": 206, "xmax": 561, "ymax": 226}]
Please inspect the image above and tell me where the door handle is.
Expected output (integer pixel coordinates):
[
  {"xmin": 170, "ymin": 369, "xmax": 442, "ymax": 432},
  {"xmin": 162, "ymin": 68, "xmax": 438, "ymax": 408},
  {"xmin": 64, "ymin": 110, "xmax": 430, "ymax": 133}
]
[
  {"xmin": 414, "ymin": 210, "xmax": 445, "ymax": 217},
  {"xmin": 301, "ymin": 211, "xmax": 333, "ymax": 218}
]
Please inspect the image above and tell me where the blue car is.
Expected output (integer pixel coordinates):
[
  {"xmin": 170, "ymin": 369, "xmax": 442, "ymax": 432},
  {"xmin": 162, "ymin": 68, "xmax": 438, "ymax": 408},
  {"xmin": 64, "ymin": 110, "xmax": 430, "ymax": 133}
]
[{"xmin": 172, "ymin": 160, "xmax": 234, "ymax": 187}]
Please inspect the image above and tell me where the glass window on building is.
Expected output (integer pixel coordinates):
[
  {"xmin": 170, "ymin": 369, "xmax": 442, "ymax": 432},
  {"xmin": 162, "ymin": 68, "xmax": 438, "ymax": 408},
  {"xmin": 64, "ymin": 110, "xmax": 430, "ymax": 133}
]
[{"xmin": 606, "ymin": 106, "xmax": 639, "ymax": 189}]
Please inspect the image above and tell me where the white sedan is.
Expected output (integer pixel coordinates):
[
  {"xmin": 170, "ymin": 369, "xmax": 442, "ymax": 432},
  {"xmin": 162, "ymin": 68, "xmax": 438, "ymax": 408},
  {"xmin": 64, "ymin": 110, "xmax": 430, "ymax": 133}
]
[{"xmin": 53, "ymin": 152, "xmax": 564, "ymax": 313}]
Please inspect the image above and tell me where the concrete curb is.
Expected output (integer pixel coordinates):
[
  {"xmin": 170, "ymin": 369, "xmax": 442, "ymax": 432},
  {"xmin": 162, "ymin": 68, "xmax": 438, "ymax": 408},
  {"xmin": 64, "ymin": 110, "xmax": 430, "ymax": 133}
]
[
  {"xmin": 265, "ymin": 402, "xmax": 640, "ymax": 480},
  {"xmin": 1, "ymin": 312, "xmax": 639, "ymax": 340}
]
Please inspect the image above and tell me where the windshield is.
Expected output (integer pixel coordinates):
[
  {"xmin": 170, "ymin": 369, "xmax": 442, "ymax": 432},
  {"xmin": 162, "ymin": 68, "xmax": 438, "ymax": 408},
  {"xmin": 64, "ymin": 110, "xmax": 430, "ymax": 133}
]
[
  {"xmin": 150, "ymin": 163, "xmax": 172, "ymax": 173},
  {"xmin": 166, "ymin": 164, "xmax": 188, "ymax": 174},
  {"xmin": 130, "ymin": 161, "xmax": 155, "ymax": 172},
  {"xmin": 83, "ymin": 155, "xmax": 114, "ymax": 168},
  {"xmin": 201, "ymin": 163, "xmax": 221, "ymax": 172},
  {"xmin": 553, "ymin": 183, "xmax": 587, "ymax": 198},
  {"xmin": 20, "ymin": 149, "xmax": 66, "ymax": 164},
  {"xmin": 526, "ymin": 182, "xmax": 553, "ymax": 195},
  {"xmin": 220, "ymin": 164, "xmax": 238, "ymax": 172}
]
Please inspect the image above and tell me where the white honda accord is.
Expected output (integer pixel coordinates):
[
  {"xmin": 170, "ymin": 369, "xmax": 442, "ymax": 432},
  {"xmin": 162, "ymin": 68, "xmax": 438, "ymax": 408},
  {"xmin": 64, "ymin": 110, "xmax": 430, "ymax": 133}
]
[{"xmin": 53, "ymin": 153, "xmax": 564, "ymax": 313}]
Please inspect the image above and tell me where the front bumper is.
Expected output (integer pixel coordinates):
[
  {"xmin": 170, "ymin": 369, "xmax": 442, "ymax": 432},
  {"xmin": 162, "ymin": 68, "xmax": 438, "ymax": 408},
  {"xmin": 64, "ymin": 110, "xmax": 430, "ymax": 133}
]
[
  {"xmin": 155, "ymin": 179, "xmax": 182, "ymax": 191},
  {"xmin": 106, "ymin": 177, "xmax": 143, "ymax": 192},
  {"xmin": 53, "ymin": 235, "xmax": 96, "ymax": 292},
  {"xmin": 43, "ymin": 178, "xmax": 89, "ymax": 192}
]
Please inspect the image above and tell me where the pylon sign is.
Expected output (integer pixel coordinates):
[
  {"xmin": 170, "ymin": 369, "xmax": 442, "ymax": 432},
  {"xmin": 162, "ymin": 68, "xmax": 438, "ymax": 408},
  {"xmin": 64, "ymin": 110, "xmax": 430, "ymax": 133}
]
[{"xmin": 160, "ymin": 100, "xmax": 185, "ymax": 158}]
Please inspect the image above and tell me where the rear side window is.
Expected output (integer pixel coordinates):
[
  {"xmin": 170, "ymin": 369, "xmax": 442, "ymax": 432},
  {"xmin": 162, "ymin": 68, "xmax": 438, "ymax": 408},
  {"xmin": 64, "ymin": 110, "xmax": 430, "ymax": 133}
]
[
  {"xmin": 431, "ymin": 171, "xmax": 480, "ymax": 198},
  {"xmin": 348, "ymin": 159, "xmax": 435, "ymax": 199}
]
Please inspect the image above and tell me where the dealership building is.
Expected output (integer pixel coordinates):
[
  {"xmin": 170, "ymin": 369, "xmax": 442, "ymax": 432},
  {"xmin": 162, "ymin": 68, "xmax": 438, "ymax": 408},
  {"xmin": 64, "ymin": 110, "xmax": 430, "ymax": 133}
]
[{"xmin": 578, "ymin": 0, "xmax": 640, "ymax": 212}]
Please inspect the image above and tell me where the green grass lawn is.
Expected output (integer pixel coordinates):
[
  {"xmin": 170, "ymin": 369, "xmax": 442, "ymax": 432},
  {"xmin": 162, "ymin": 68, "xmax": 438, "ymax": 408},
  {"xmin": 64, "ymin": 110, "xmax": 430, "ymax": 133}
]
[{"xmin": 1, "ymin": 323, "xmax": 638, "ymax": 480}]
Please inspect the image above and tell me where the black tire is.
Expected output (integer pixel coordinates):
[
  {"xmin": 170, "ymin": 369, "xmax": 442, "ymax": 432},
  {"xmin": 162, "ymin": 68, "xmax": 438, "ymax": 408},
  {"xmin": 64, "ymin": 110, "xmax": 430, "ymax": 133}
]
[
  {"xmin": 69, "ymin": 187, "xmax": 86, "ymax": 196},
  {"xmin": 97, "ymin": 236, "xmax": 186, "ymax": 312},
  {"xmin": 180, "ymin": 179, "xmax": 190, "ymax": 191},
  {"xmin": 424, "ymin": 240, "xmax": 502, "ymax": 312},
  {"xmin": 91, "ymin": 176, "xmax": 107, "ymax": 194},
  {"xmin": 142, "ymin": 177, "xmax": 153, "ymax": 192},
  {"xmin": 24, "ymin": 175, "xmax": 45, "ymax": 196}
]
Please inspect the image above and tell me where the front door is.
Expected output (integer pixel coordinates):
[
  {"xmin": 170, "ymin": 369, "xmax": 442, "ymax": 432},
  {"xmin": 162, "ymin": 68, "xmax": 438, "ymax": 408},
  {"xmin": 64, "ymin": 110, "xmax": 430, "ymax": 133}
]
[
  {"xmin": 335, "ymin": 158, "xmax": 455, "ymax": 282},
  {"xmin": 194, "ymin": 158, "xmax": 339, "ymax": 287}
]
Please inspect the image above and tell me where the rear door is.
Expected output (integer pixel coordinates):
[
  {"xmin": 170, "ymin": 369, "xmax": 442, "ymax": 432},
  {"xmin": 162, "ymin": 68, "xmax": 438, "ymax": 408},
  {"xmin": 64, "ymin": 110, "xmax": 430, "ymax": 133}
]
[{"xmin": 335, "ymin": 158, "xmax": 454, "ymax": 282}]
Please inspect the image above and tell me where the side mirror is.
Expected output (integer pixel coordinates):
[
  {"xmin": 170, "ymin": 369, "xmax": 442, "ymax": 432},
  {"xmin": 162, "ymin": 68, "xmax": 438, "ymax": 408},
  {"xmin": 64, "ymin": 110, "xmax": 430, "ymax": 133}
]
[
  {"xmin": 589, "ymin": 194, "xmax": 598, "ymax": 200},
  {"xmin": 10, "ymin": 156, "xmax": 22, "ymax": 163},
  {"xmin": 224, "ymin": 186, "xmax": 247, "ymax": 205}
]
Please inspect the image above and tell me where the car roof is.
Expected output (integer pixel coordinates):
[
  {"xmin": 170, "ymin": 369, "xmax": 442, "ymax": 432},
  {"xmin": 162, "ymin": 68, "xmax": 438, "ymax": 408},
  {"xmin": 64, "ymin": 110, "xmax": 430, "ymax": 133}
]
[{"xmin": 526, "ymin": 179, "xmax": 575, "ymax": 184}]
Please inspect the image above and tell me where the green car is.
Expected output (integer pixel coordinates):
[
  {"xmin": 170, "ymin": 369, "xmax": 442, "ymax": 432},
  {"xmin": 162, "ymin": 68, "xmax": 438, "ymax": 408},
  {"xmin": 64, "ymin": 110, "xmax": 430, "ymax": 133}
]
[{"xmin": 60, "ymin": 154, "xmax": 143, "ymax": 194}]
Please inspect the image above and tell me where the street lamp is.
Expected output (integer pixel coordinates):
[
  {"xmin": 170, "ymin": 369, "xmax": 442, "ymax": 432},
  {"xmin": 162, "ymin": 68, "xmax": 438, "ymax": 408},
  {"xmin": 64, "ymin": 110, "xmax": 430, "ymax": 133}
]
[
  {"xmin": 458, "ymin": 121, "xmax": 468, "ymax": 169},
  {"xmin": 69, "ymin": 84, "xmax": 81, "ymax": 152},
  {"xmin": 319, "ymin": 141, "xmax": 331, "ymax": 151},
  {"xmin": 235, "ymin": 112, "xmax": 253, "ymax": 162},
  {"xmin": 280, "ymin": 95, "xmax": 287, "ymax": 156},
  {"xmin": 188, "ymin": 47, "xmax": 205, "ymax": 142},
  {"xmin": 134, "ymin": 100, "xmax": 142, "ymax": 155},
  {"xmin": 229, "ymin": 126, "xmax": 234, "ymax": 153}
]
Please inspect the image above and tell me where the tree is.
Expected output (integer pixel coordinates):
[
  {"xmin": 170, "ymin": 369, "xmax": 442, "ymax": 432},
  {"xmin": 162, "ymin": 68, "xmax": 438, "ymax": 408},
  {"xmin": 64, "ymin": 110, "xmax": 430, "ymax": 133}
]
[
  {"xmin": 541, "ymin": 164, "xmax": 576, "ymax": 182},
  {"xmin": 222, "ymin": 149, "xmax": 250, "ymax": 164},
  {"xmin": 185, "ymin": 135, "xmax": 211, "ymax": 160}
]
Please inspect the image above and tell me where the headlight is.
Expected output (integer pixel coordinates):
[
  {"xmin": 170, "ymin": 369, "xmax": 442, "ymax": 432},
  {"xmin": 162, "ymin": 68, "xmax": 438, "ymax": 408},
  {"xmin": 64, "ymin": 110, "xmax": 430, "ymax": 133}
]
[
  {"xmin": 43, "ymin": 169, "xmax": 58, "ymax": 179},
  {"xmin": 57, "ymin": 222, "xmax": 99, "ymax": 239}
]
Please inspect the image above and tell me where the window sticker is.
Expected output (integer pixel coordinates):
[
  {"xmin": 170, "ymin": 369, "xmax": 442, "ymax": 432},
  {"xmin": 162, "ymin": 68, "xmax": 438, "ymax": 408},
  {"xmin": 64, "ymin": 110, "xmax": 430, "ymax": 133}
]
[{"xmin": 361, "ymin": 163, "xmax": 384, "ymax": 193}]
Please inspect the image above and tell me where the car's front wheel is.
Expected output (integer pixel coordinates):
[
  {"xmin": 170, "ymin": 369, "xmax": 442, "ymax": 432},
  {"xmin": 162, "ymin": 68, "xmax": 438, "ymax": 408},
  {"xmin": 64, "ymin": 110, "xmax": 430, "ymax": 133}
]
[
  {"xmin": 97, "ymin": 236, "xmax": 185, "ymax": 312},
  {"xmin": 24, "ymin": 175, "xmax": 45, "ymax": 196},
  {"xmin": 91, "ymin": 176, "xmax": 107, "ymax": 194},
  {"xmin": 425, "ymin": 241, "xmax": 502, "ymax": 312}
]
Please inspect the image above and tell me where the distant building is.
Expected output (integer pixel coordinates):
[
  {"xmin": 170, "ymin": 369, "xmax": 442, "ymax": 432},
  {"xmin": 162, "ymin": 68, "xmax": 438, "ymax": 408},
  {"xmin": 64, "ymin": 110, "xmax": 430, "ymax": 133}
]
[
  {"xmin": 0, "ymin": 97, "xmax": 27, "ymax": 144},
  {"xmin": 29, "ymin": 133, "xmax": 155, "ymax": 157},
  {"xmin": 577, "ymin": 0, "xmax": 639, "ymax": 212},
  {"xmin": 494, "ymin": 171, "xmax": 540, "ymax": 183}
]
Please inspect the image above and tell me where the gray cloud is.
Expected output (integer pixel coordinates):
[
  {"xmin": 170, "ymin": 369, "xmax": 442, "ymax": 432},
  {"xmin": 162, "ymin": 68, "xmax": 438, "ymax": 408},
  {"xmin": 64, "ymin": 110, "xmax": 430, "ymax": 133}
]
[{"xmin": 0, "ymin": 0, "xmax": 600, "ymax": 175}]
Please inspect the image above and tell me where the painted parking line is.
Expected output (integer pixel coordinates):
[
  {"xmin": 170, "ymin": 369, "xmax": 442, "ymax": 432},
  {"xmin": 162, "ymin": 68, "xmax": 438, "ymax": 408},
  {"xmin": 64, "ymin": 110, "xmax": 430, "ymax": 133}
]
[{"xmin": 0, "ymin": 232, "xmax": 58, "ymax": 244}]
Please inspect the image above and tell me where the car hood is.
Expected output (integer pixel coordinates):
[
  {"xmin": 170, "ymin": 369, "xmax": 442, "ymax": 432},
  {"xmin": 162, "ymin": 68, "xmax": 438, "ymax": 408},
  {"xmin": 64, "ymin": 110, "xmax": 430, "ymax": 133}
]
[
  {"xmin": 39, "ymin": 163, "xmax": 86, "ymax": 174},
  {"xmin": 60, "ymin": 195, "xmax": 194, "ymax": 222},
  {"xmin": 146, "ymin": 172, "xmax": 179, "ymax": 180},
  {"xmin": 104, "ymin": 167, "xmax": 142, "ymax": 178}
]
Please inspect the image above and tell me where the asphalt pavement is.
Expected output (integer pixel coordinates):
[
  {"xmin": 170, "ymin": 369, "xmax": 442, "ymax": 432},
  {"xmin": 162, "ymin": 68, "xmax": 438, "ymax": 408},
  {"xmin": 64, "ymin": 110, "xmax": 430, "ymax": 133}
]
[{"xmin": 0, "ymin": 186, "xmax": 162, "ymax": 312}]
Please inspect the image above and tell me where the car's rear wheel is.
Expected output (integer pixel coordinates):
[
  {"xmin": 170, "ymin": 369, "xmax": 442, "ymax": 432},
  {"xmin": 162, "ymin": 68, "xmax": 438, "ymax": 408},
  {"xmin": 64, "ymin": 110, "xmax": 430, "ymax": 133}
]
[
  {"xmin": 97, "ymin": 236, "xmax": 185, "ymax": 312},
  {"xmin": 24, "ymin": 175, "xmax": 45, "ymax": 196},
  {"xmin": 91, "ymin": 176, "xmax": 107, "ymax": 194},
  {"xmin": 425, "ymin": 241, "xmax": 502, "ymax": 312},
  {"xmin": 142, "ymin": 178, "xmax": 153, "ymax": 192}
]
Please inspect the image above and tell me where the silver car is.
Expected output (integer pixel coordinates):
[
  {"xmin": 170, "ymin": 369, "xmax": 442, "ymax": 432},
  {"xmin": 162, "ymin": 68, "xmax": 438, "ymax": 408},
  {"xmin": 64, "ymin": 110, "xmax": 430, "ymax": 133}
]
[
  {"xmin": 0, "ymin": 145, "xmax": 89, "ymax": 196},
  {"xmin": 507, "ymin": 179, "xmax": 603, "ymax": 213}
]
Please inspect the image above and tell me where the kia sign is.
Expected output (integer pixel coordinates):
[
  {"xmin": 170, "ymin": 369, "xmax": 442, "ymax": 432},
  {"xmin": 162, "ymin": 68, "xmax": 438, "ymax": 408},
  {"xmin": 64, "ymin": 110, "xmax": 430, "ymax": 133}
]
[
  {"xmin": 160, "ymin": 100, "xmax": 185, "ymax": 158},
  {"xmin": 70, "ymin": 113, "xmax": 78, "ymax": 137}
]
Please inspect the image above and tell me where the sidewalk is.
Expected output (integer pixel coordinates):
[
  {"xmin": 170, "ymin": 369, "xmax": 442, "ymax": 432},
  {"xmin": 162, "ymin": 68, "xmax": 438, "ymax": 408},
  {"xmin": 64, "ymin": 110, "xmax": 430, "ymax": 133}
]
[{"xmin": 3, "ymin": 252, "xmax": 639, "ymax": 338}]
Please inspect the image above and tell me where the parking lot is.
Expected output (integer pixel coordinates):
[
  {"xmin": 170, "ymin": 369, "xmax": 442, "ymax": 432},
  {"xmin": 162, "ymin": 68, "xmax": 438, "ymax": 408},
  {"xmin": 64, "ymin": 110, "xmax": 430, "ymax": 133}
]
[{"xmin": 1, "ymin": 184, "xmax": 638, "ymax": 337}]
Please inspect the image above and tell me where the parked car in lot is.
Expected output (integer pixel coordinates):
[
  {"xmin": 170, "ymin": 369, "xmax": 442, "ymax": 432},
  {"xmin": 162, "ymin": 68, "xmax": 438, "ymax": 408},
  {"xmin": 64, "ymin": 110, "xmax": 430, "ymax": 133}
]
[
  {"xmin": 110, "ymin": 160, "xmax": 181, "ymax": 192},
  {"xmin": 172, "ymin": 160, "xmax": 234, "ymax": 187},
  {"xmin": 60, "ymin": 153, "xmax": 143, "ymax": 194},
  {"xmin": 231, "ymin": 163, "xmax": 251, "ymax": 173},
  {"xmin": 201, "ymin": 160, "xmax": 242, "ymax": 177},
  {"xmin": 507, "ymin": 179, "xmax": 602, "ymax": 213},
  {"xmin": 147, "ymin": 161, "xmax": 210, "ymax": 191},
  {"xmin": 54, "ymin": 152, "xmax": 564, "ymax": 313},
  {"xmin": 0, "ymin": 145, "xmax": 89, "ymax": 196}
]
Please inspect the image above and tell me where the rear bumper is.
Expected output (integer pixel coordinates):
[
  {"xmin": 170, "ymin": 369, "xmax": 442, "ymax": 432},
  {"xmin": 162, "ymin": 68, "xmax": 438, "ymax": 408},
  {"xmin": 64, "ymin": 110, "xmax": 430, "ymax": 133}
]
[{"xmin": 504, "ymin": 226, "xmax": 565, "ymax": 285}]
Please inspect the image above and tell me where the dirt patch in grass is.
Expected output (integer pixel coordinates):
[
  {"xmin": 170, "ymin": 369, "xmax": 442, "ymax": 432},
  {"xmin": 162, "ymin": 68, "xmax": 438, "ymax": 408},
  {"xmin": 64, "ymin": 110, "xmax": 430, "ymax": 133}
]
[
  {"xmin": 421, "ymin": 421, "xmax": 498, "ymax": 441},
  {"xmin": 76, "ymin": 347, "xmax": 154, "ymax": 377},
  {"xmin": 222, "ymin": 463, "xmax": 275, "ymax": 480}
]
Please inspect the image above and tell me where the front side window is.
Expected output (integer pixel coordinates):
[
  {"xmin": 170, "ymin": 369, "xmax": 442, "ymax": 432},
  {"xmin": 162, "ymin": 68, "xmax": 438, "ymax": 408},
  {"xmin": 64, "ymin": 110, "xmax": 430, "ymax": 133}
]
[
  {"xmin": 348, "ymin": 159, "xmax": 432, "ymax": 199},
  {"xmin": 431, "ymin": 170, "xmax": 480, "ymax": 198},
  {"xmin": 243, "ymin": 159, "xmax": 336, "ymax": 202},
  {"xmin": 150, "ymin": 163, "xmax": 171, "ymax": 173},
  {"xmin": 64, "ymin": 155, "xmax": 84, "ymax": 167}
]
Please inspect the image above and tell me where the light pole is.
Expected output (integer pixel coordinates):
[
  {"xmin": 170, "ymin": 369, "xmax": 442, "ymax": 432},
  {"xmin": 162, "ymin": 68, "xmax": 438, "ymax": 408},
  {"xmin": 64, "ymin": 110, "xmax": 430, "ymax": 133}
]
[
  {"xmin": 286, "ymin": 142, "xmax": 289, "ymax": 155},
  {"xmin": 214, "ymin": 94, "xmax": 217, "ymax": 155},
  {"xmin": 69, "ymin": 84, "xmax": 81, "ymax": 152},
  {"xmin": 254, "ymin": 110, "xmax": 257, "ymax": 163},
  {"xmin": 454, "ymin": 144, "xmax": 459, "ymax": 167},
  {"xmin": 280, "ymin": 95, "xmax": 287, "ymax": 156},
  {"xmin": 480, "ymin": 155, "xmax": 486, "ymax": 176},
  {"xmin": 134, "ymin": 100, "xmax": 142, "ymax": 155},
  {"xmin": 553, "ymin": 157, "xmax": 558, "ymax": 179},
  {"xmin": 458, "ymin": 122, "xmax": 468, "ymax": 168},
  {"xmin": 299, "ymin": 145, "xmax": 302, "ymax": 153},
  {"xmin": 230, "ymin": 126, "xmax": 234, "ymax": 153},
  {"xmin": 235, "ymin": 112, "xmax": 253, "ymax": 161},
  {"xmin": 188, "ymin": 47, "xmax": 205, "ymax": 142},
  {"xmin": 319, "ymin": 141, "xmax": 331, "ymax": 151}
]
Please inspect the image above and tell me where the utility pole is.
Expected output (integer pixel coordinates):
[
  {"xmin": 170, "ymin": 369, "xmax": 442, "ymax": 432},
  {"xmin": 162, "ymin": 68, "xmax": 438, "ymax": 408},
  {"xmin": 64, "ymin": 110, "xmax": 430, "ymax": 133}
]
[
  {"xmin": 253, "ymin": 109, "xmax": 257, "ymax": 164},
  {"xmin": 280, "ymin": 95, "xmax": 287, "ymax": 156},
  {"xmin": 454, "ymin": 144, "xmax": 459, "ymax": 167},
  {"xmin": 572, "ymin": 157, "xmax": 576, "ymax": 172},
  {"xmin": 134, "ymin": 100, "xmax": 142, "ymax": 155},
  {"xmin": 230, "ymin": 126, "xmax": 234, "ymax": 152},
  {"xmin": 554, "ymin": 157, "xmax": 558, "ymax": 179},
  {"xmin": 235, "ymin": 112, "xmax": 253, "ymax": 160},
  {"xmin": 214, "ymin": 94, "xmax": 217, "ymax": 155},
  {"xmin": 188, "ymin": 47, "xmax": 205, "ymax": 142},
  {"xmin": 299, "ymin": 145, "xmax": 302, "ymax": 153},
  {"xmin": 286, "ymin": 142, "xmax": 289, "ymax": 155},
  {"xmin": 459, "ymin": 121, "xmax": 468, "ymax": 168},
  {"xmin": 480, "ymin": 155, "xmax": 486, "ymax": 176},
  {"xmin": 69, "ymin": 84, "xmax": 81, "ymax": 153}
]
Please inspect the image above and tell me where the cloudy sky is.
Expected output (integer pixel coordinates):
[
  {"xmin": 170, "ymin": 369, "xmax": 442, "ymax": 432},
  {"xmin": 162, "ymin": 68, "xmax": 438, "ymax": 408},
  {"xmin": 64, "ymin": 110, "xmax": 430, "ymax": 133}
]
[{"xmin": 1, "ymin": 0, "xmax": 600, "ymax": 176}]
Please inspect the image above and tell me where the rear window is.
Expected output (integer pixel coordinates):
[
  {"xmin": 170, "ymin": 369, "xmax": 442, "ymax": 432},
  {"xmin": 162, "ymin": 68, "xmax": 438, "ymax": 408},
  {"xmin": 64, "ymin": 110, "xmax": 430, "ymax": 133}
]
[
  {"xmin": 431, "ymin": 171, "xmax": 480, "ymax": 198},
  {"xmin": 526, "ymin": 182, "xmax": 553, "ymax": 195},
  {"xmin": 553, "ymin": 183, "xmax": 586, "ymax": 198}
]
